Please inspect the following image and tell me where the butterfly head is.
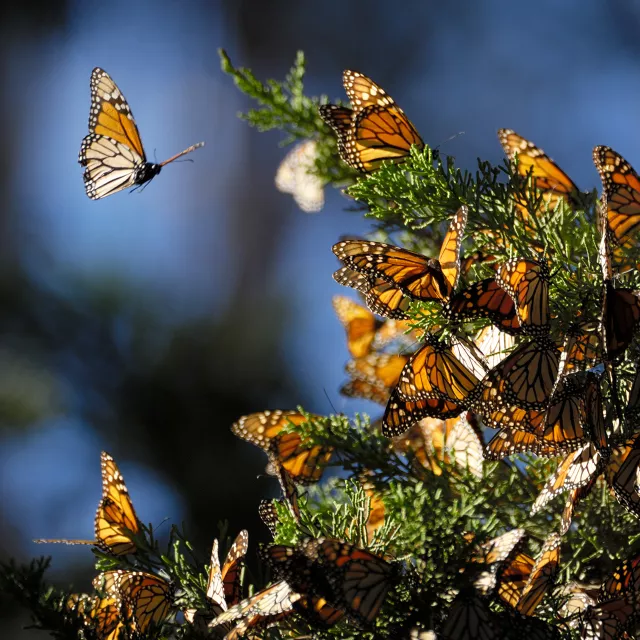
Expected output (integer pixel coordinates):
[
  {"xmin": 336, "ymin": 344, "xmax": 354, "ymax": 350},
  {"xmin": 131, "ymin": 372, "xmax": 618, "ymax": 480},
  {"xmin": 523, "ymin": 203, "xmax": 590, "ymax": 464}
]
[{"xmin": 134, "ymin": 162, "xmax": 162, "ymax": 187}]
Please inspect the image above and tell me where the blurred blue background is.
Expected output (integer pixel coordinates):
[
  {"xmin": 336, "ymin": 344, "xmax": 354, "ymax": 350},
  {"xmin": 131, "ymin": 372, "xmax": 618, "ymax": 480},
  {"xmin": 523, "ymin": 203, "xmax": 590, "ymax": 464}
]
[{"xmin": 2, "ymin": 0, "xmax": 640, "ymax": 635}]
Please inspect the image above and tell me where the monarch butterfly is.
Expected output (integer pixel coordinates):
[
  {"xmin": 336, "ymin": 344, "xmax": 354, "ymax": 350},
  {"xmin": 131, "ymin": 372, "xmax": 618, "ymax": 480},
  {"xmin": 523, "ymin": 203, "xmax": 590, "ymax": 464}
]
[
  {"xmin": 495, "ymin": 259, "xmax": 551, "ymax": 336},
  {"xmin": 383, "ymin": 388, "xmax": 464, "ymax": 437},
  {"xmin": 537, "ymin": 373, "xmax": 589, "ymax": 452},
  {"xmin": 333, "ymin": 206, "xmax": 467, "ymax": 312},
  {"xmin": 473, "ymin": 324, "xmax": 517, "ymax": 369},
  {"xmin": 231, "ymin": 410, "xmax": 333, "ymax": 484},
  {"xmin": 393, "ymin": 415, "xmax": 484, "ymax": 478},
  {"xmin": 531, "ymin": 444, "xmax": 604, "ymax": 516},
  {"xmin": 333, "ymin": 295, "xmax": 379, "ymax": 358},
  {"xmin": 624, "ymin": 367, "xmax": 640, "ymax": 429},
  {"xmin": 474, "ymin": 337, "xmax": 560, "ymax": 418},
  {"xmin": 558, "ymin": 323, "xmax": 601, "ymax": 374},
  {"xmin": 275, "ymin": 139, "xmax": 324, "ymax": 213},
  {"xmin": 593, "ymin": 146, "xmax": 640, "ymax": 247},
  {"xmin": 484, "ymin": 427, "xmax": 559, "ymax": 461},
  {"xmin": 610, "ymin": 433, "xmax": 640, "ymax": 519},
  {"xmin": 499, "ymin": 129, "xmax": 580, "ymax": 228},
  {"xmin": 515, "ymin": 533, "xmax": 561, "ymax": 616},
  {"xmin": 269, "ymin": 455, "xmax": 301, "ymax": 523},
  {"xmin": 496, "ymin": 550, "xmax": 537, "ymax": 609},
  {"xmin": 470, "ymin": 528, "xmax": 527, "ymax": 567},
  {"xmin": 301, "ymin": 538, "xmax": 397, "ymax": 624},
  {"xmin": 602, "ymin": 282, "xmax": 640, "ymax": 360},
  {"xmin": 258, "ymin": 499, "xmax": 279, "ymax": 537},
  {"xmin": 94, "ymin": 570, "xmax": 174, "ymax": 636},
  {"xmin": 345, "ymin": 352, "xmax": 409, "ymax": 390},
  {"xmin": 440, "ymin": 589, "xmax": 497, "ymax": 640},
  {"xmin": 319, "ymin": 70, "xmax": 424, "ymax": 172},
  {"xmin": 209, "ymin": 580, "xmax": 301, "ymax": 636},
  {"xmin": 559, "ymin": 475, "xmax": 599, "ymax": 536},
  {"xmin": 445, "ymin": 278, "xmax": 522, "ymax": 335},
  {"xmin": 78, "ymin": 68, "xmax": 204, "ymax": 200},
  {"xmin": 333, "ymin": 266, "xmax": 413, "ymax": 319},
  {"xmin": 35, "ymin": 451, "xmax": 140, "ymax": 556},
  {"xmin": 579, "ymin": 597, "xmax": 637, "ymax": 640},
  {"xmin": 395, "ymin": 333, "xmax": 482, "ymax": 404},
  {"xmin": 66, "ymin": 593, "xmax": 124, "ymax": 640},
  {"xmin": 599, "ymin": 551, "xmax": 640, "ymax": 603}
]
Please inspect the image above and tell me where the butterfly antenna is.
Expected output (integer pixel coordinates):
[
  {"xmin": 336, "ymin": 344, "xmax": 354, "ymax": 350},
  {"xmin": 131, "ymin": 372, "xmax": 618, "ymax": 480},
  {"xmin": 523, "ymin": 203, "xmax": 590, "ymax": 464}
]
[
  {"xmin": 433, "ymin": 131, "xmax": 465, "ymax": 152},
  {"xmin": 159, "ymin": 141, "xmax": 205, "ymax": 167},
  {"xmin": 323, "ymin": 388, "xmax": 339, "ymax": 415}
]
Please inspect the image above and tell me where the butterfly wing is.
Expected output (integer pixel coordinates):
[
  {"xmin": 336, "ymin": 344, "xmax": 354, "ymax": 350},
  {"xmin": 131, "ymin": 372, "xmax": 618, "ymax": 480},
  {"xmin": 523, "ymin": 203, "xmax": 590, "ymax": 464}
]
[
  {"xmin": 78, "ymin": 68, "xmax": 153, "ymax": 199},
  {"xmin": 446, "ymin": 279, "xmax": 521, "ymax": 335},
  {"xmin": 438, "ymin": 206, "xmax": 468, "ymax": 292},
  {"xmin": 332, "ymin": 295, "xmax": 379, "ymax": 358},
  {"xmin": 275, "ymin": 140, "xmax": 324, "ymax": 213},
  {"xmin": 496, "ymin": 259, "xmax": 551, "ymax": 336},
  {"xmin": 340, "ymin": 70, "xmax": 424, "ymax": 172},
  {"xmin": 515, "ymin": 533, "xmax": 561, "ymax": 616},
  {"xmin": 499, "ymin": 129, "xmax": 578, "ymax": 200},
  {"xmin": 231, "ymin": 411, "xmax": 332, "ymax": 484},
  {"xmin": 95, "ymin": 451, "xmax": 140, "ymax": 556},
  {"xmin": 593, "ymin": 146, "xmax": 640, "ymax": 246},
  {"xmin": 221, "ymin": 530, "xmax": 249, "ymax": 607}
]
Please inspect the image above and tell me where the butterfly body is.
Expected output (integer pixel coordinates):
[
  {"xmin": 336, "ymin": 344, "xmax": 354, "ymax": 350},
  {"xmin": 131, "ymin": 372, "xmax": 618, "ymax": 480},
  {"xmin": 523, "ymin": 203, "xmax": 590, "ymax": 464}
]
[{"xmin": 79, "ymin": 67, "xmax": 203, "ymax": 199}]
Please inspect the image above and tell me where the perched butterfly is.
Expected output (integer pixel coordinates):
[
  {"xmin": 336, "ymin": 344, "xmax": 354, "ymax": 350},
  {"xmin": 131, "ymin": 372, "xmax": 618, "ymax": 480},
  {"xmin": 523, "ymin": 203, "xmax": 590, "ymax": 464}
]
[
  {"xmin": 231, "ymin": 410, "xmax": 333, "ymax": 484},
  {"xmin": 602, "ymin": 282, "xmax": 640, "ymax": 360},
  {"xmin": 473, "ymin": 337, "xmax": 560, "ymax": 431},
  {"xmin": 94, "ymin": 570, "xmax": 174, "ymax": 636},
  {"xmin": 258, "ymin": 499, "xmax": 279, "ymax": 537},
  {"xmin": 333, "ymin": 206, "xmax": 468, "ymax": 317},
  {"xmin": 394, "ymin": 415, "xmax": 484, "ymax": 478},
  {"xmin": 515, "ymin": 533, "xmax": 561, "ymax": 616},
  {"xmin": 609, "ymin": 433, "xmax": 640, "ymax": 519},
  {"xmin": 65, "ymin": 593, "xmax": 123, "ymax": 640},
  {"xmin": 79, "ymin": 67, "xmax": 204, "ymax": 199},
  {"xmin": 209, "ymin": 580, "xmax": 301, "ymax": 637},
  {"xmin": 275, "ymin": 139, "xmax": 324, "ymax": 212},
  {"xmin": 35, "ymin": 451, "xmax": 140, "ymax": 556},
  {"xmin": 333, "ymin": 295, "xmax": 379, "ymax": 358},
  {"xmin": 382, "ymin": 334, "xmax": 482, "ymax": 437},
  {"xmin": 559, "ymin": 322, "xmax": 601, "ymax": 374},
  {"xmin": 440, "ymin": 589, "xmax": 497, "ymax": 640},
  {"xmin": 333, "ymin": 266, "xmax": 413, "ymax": 319},
  {"xmin": 593, "ymin": 146, "xmax": 640, "ymax": 248},
  {"xmin": 499, "ymin": 129, "xmax": 580, "ymax": 228},
  {"xmin": 319, "ymin": 70, "xmax": 424, "ymax": 172},
  {"xmin": 495, "ymin": 259, "xmax": 551, "ymax": 337},
  {"xmin": 264, "ymin": 537, "xmax": 396, "ymax": 625},
  {"xmin": 473, "ymin": 324, "xmax": 517, "ymax": 369},
  {"xmin": 484, "ymin": 427, "xmax": 559, "ymax": 461},
  {"xmin": 445, "ymin": 278, "xmax": 522, "ymax": 335}
]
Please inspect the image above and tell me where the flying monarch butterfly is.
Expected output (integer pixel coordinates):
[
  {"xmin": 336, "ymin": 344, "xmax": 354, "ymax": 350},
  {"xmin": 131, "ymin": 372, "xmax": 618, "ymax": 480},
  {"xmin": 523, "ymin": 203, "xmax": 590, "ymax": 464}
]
[
  {"xmin": 333, "ymin": 206, "xmax": 468, "ymax": 313},
  {"xmin": 499, "ymin": 129, "xmax": 580, "ymax": 229},
  {"xmin": 275, "ymin": 139, "xmax": 324, "ymax": 213},
  {"xmin": 78, "ymin": 68, "xmax": 204, "ymax": 200},
  {"xmin": 231, "ymin": 410, "xmax": 333, "ymax": 484},
  {"xmin": 445, "ymin": 278, "xmax": 522, "ymax": 335},
  {"xmin": 495, "ymin": 259, "xmax": 551, "ymax": 336},
  {"xmin": 94, "ymin": 570, "xmax": 174, "ymax": 636},
  {"xmin": 593, "ymin": 146, "xmax": 640, "ymax": 247},
  {"xmin": 35, "ymin": 451, "xmax": 141, "ymax": 556},
  {"xmin": 319, "ymin": 70, "xmax": 424, "ymax": 172},
  {"xmin": 393, "ymin": 415, "xmax": 484, "ymax": 478},
  {"xmin": 515, "ymin": 533, "xmax": 561, "ymax": 616}
]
